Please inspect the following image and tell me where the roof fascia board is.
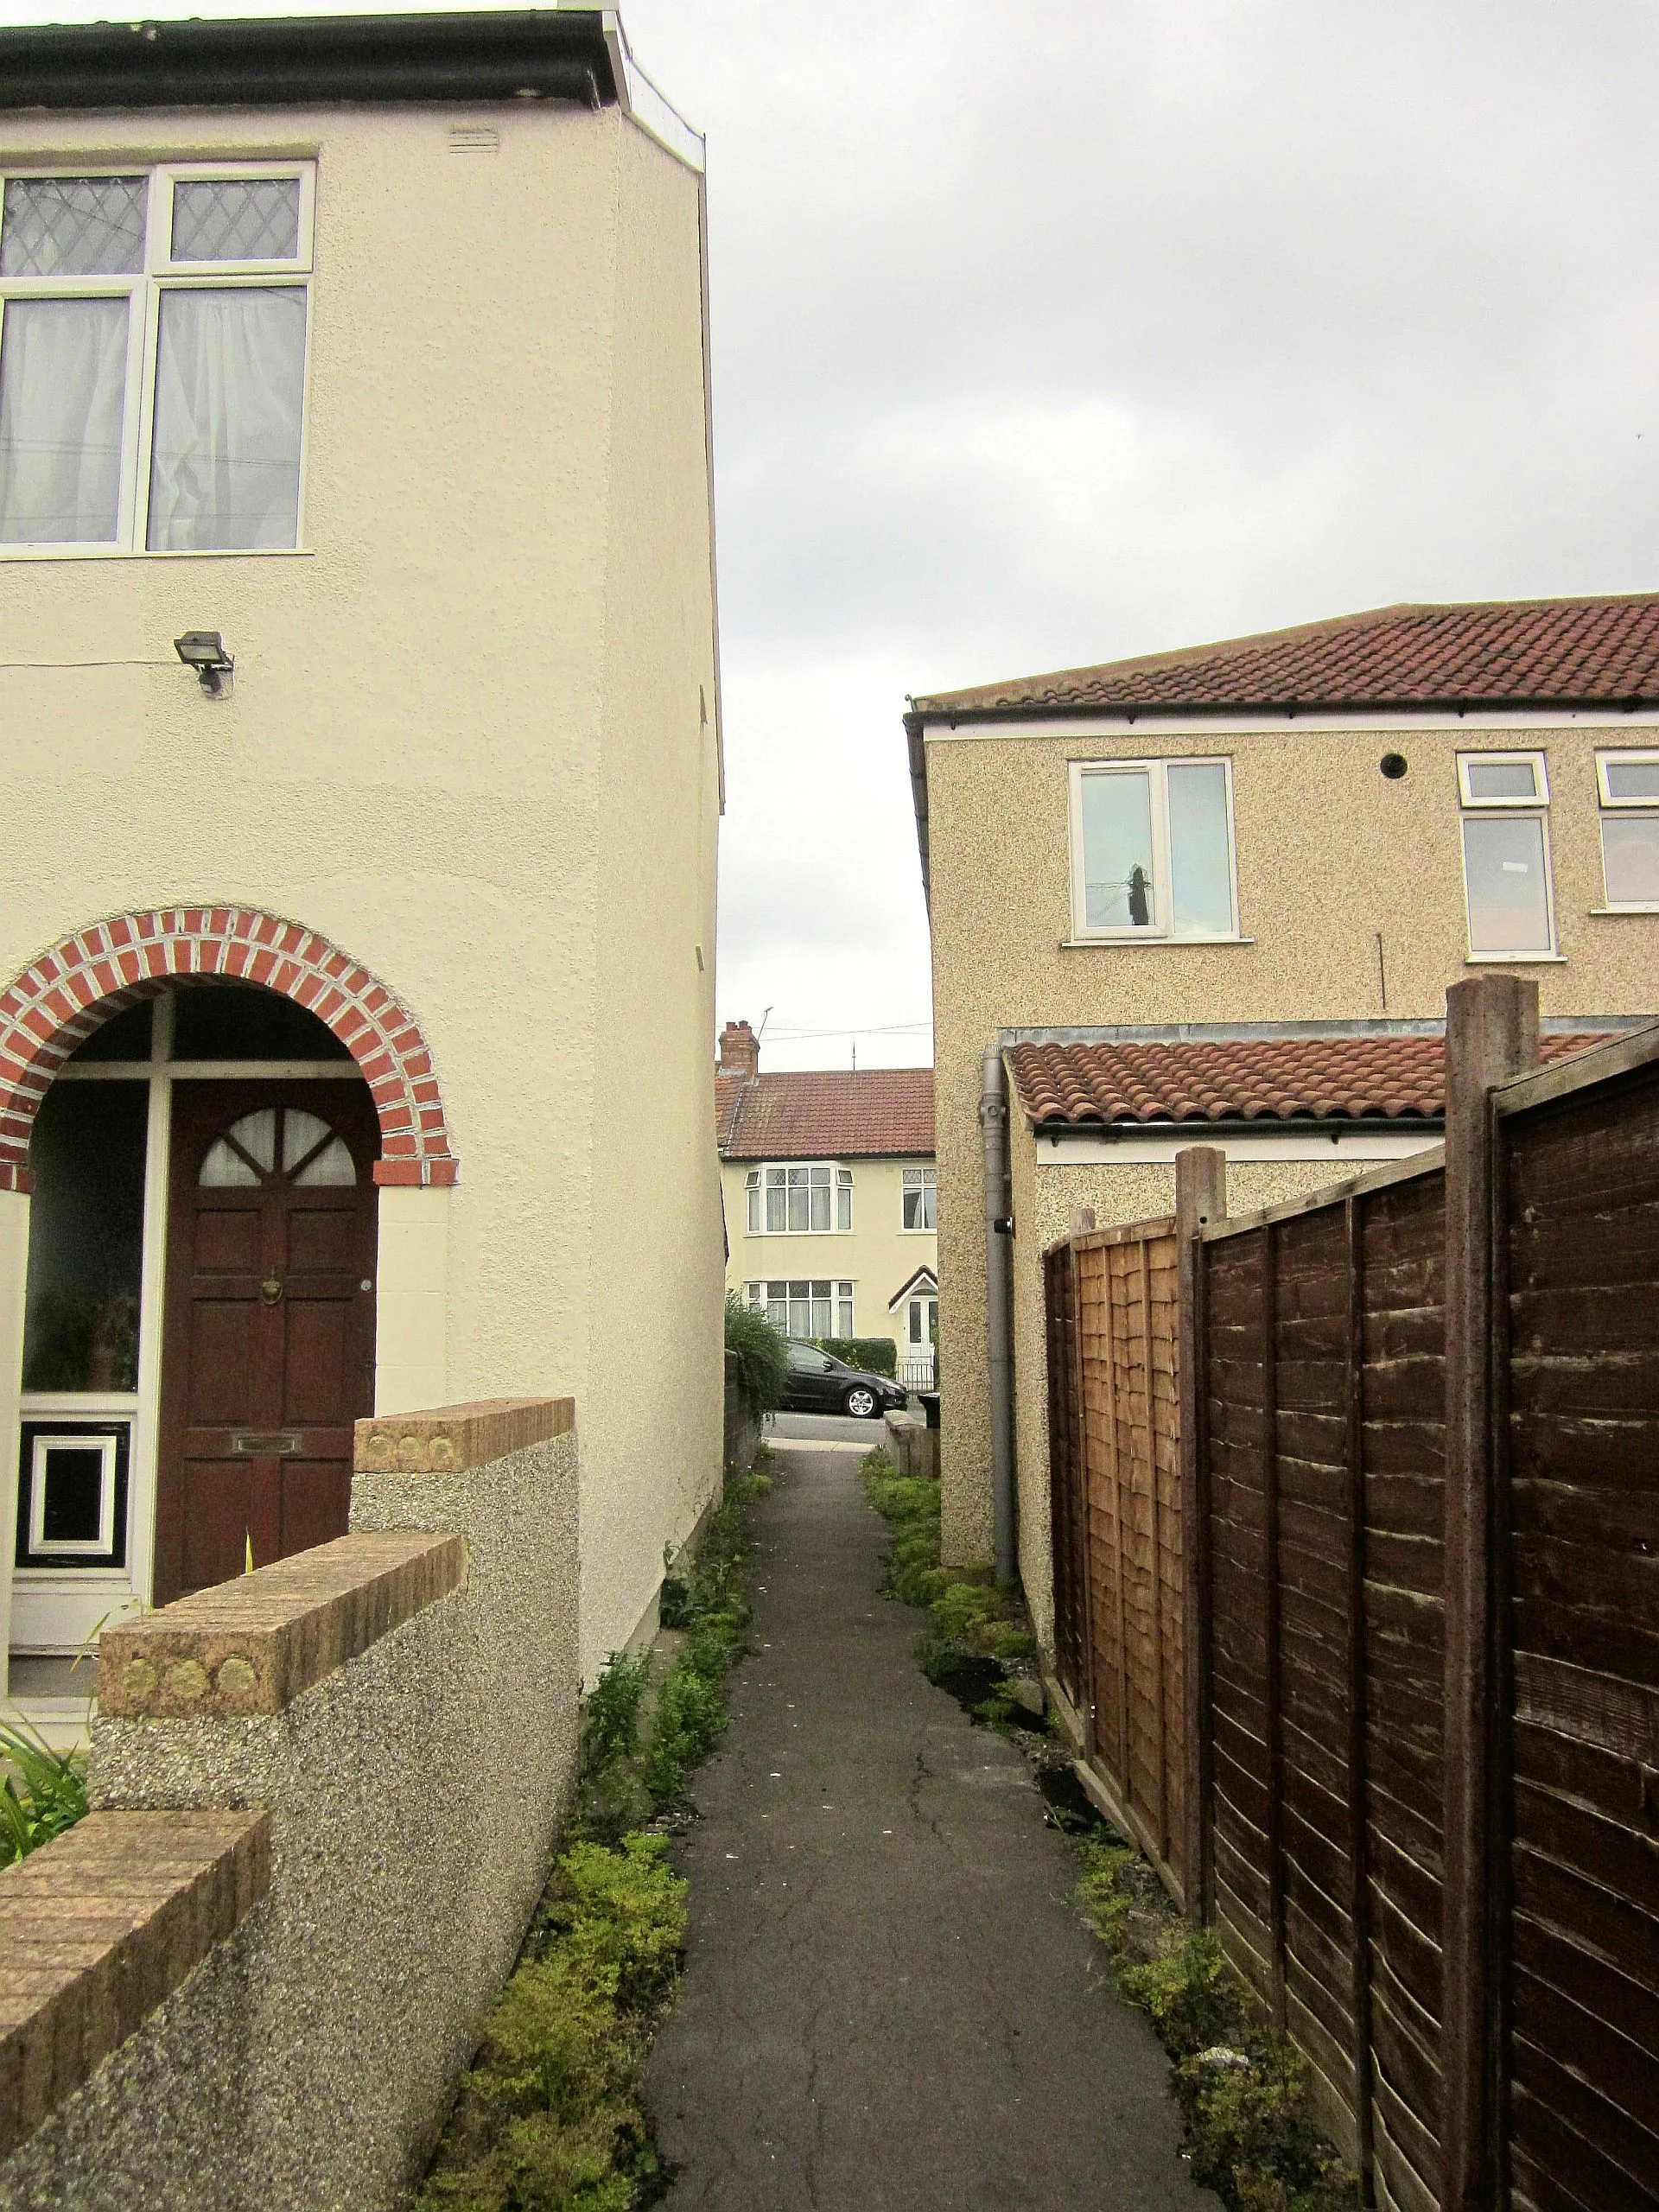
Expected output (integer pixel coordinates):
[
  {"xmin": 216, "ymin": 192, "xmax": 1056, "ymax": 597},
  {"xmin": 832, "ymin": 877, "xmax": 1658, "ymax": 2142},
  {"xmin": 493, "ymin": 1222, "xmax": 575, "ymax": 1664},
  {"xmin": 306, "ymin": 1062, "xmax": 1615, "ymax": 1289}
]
[
  {"xmin": 601, "ymin": 10, "xmax": 705, "ymax": 171},
  {"xmin": 0, "ymin": 11, "xmax": 617, "ymax": 111},
  {"xmin": 1032, "ymin": 1125, "xmax": 1445, "ymax": 1166},
  {"xmin": 919, "ymin": 704, "xmax": 1659, "ymax": 741}
]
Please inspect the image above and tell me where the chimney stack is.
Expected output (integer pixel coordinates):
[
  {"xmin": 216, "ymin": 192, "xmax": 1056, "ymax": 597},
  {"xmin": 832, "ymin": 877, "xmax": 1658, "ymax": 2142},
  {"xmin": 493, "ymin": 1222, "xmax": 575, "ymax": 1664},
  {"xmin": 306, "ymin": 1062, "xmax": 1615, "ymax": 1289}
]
[{"xmin": 718, "ymin": 1019, "xmax": 760, "ymax": 1079}]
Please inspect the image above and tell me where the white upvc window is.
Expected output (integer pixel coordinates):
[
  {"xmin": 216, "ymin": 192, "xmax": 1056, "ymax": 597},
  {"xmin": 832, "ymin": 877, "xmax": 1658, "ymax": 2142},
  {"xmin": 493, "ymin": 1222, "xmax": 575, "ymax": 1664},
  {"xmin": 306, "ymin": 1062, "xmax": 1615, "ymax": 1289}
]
[
  {"xmin": 0, "ymin": 164, "xmax": 315, "ymax": 555},
  {"xmin": 747, "ymin": 1280, "xmax": 855, "ymax": 1338},
  {"xmin": 901, "ymin": 1166, "xmax": 937, "ymax": 1231},
  {"xmin": 1068, "ymin": 758, "xmax": 1239, "ymax": 940},
  {"xmin": 746, "ymin": 1162, "xmax": 853, "ymax": 1234},
  {"xmin": 1456, "ymin": 751, "xmax": 1557, "ymax": 961},
  {"xmin": 1595, "ymin": 750, "xmax": 1659, "ymax": 912}
]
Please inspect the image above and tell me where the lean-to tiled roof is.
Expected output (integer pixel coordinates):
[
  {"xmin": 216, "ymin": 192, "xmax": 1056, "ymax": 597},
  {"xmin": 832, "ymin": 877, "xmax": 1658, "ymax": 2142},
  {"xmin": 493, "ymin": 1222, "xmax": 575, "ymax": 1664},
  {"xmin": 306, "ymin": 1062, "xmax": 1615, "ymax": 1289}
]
[
  {"xmin": 912, "ymin": 594, "xmax": 1659, "ymax": 720},
  {"xmin": 716, "ymin": 1069, "xmax": 935, "ymax": 1160},
  {"xmin": 1006, "ymin": 1033, "xmax": 1605, "ymax": 1128}
]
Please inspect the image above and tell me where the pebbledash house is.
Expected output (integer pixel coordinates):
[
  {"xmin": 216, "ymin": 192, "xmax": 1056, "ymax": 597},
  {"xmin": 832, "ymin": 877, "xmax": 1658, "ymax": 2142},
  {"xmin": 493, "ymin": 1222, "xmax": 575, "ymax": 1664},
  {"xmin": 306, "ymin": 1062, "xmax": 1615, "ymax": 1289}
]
[{"xmin": 0, "ymin": 10, "xmax": 724, "ymax": 1719}]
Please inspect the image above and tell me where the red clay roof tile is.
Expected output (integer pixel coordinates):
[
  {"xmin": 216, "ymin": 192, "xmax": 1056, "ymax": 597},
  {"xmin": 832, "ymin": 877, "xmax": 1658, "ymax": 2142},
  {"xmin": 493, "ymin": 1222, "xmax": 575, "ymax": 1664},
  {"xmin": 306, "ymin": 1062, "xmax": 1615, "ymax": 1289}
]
[
  {"xmin": 715, "ymin": 1068, "xmax": 934, "ymax": 1159},
  {"xmin": 1005, "ymin": 1033, "xmax": 1605, "ymax": 1128},
  {"xmin": 913, "ymin": 595, "xmax": 1659, "ymax": 717}
]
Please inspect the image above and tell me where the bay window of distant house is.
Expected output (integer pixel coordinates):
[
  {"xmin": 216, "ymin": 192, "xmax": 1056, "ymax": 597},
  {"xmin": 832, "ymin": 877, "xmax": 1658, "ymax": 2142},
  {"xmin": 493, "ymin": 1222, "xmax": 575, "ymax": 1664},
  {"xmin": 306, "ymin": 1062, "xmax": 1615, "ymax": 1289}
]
[
  {"xmin": 1457, "ymin": 753, "xmax": 1557, "ymax": 960},
  {"xmin": 1596, "ymin": 751, "xmax": 1659, "ymax": 912},
  {"xmin": 747, "ymin": 1280, "xmax": 855, "ymax": 1338},
  {"xmin": 0, "ymin": 167, "xmax": 313, "ymax": 553},
  {"xmin": 901, "ymin": 1166, "xmax": 936, "ymax": 1231},
  {"xmin": 1069, "ymin": 759, "xmax": 1238, "ymax": 940},
  {"xmin": 745, "ymin": 1164, "xmax": 854, "ymax": 1234}
]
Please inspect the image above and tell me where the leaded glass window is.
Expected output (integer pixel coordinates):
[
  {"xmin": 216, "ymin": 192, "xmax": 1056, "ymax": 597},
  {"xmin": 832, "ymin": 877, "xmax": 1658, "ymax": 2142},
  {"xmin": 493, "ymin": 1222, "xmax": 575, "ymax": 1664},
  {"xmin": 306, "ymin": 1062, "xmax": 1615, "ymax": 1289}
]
[
  {"xmin": 171, "ymin": 177, "xmax": 301, "ymax": 264},
  {"xmin": 1, "ymin": 177, "xmax": 145, "ymax": 277},
  {"xmin": 0, "ymin": 162, "xmax": 313, "ymax": 551}
]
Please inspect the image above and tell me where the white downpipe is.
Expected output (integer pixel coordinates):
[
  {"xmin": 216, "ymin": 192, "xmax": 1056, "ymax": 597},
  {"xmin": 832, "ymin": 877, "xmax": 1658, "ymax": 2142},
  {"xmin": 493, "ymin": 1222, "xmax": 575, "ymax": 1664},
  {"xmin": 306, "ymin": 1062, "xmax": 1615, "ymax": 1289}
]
[{"xmin": 980, "ymin": 1044, "xmax": 1015, "ymax": 1583}]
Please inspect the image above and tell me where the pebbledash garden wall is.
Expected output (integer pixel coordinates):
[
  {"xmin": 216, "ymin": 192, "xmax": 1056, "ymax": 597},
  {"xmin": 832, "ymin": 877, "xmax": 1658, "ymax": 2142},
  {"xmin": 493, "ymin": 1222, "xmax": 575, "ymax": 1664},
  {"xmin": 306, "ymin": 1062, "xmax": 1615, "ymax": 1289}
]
[{"xmin": 0, "ymin": 1396, "xmax": 580, "ymax": 2212}]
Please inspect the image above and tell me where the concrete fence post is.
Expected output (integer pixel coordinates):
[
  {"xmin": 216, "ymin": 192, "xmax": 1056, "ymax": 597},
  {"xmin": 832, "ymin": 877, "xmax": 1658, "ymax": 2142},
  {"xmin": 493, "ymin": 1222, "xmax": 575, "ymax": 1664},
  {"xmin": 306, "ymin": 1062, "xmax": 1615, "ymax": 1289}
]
[
  {"xmin": 1440, "ymin": 976, "xmax": 1537, "ymax": 2212},
  {"xmin": 1175, "ymin": 1146, "xmax": 1226, "ymax": 1923}
]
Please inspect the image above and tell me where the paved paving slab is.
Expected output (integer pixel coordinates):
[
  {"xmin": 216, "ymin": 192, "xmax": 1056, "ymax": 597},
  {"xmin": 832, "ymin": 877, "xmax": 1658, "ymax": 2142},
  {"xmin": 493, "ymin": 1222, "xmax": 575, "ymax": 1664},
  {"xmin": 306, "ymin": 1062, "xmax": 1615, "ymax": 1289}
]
[{"xmin": 645, "ymin": 1443, "xmax": 1219, "ymax": 2212}]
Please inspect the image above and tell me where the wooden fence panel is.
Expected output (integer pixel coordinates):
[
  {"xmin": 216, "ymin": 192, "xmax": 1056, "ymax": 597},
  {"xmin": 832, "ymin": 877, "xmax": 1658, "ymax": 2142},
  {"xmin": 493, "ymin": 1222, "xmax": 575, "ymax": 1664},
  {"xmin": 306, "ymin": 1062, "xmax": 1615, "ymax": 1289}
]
[
  {"xmin": 1361, "ymin": 1168, "xmax": 1448, "ymax": 2212},
  {"xmin": 1044, "ymin": 1242, "xmax": 1088, "ymax": 1715},
  {"xmin": 1039, "ymin": 1014, "xmax": 1659, "ymax": 2212},
  {"xmin": 1500, "ymin": 1054, "xmax": 1659, "ymax": 2212},
  {"xmin": 1046, "ymin": 1222, "xmax": 1186, "ymax": 1897}
]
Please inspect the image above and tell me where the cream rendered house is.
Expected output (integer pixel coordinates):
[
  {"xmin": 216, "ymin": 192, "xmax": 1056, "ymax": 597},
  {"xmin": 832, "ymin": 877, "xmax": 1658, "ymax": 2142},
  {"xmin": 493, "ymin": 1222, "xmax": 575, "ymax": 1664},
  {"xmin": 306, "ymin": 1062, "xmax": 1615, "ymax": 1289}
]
[
  {"xmin": 715, "ymin": 1021, "xmax": 938, "ymax": 1384},
  {"xmin": 906, "ymin": 595, "xmax": 1659, "ymax": 1640},
  {"xmin": 0, "ymin": 10, "xmax": 724, "ymax": 1715}
]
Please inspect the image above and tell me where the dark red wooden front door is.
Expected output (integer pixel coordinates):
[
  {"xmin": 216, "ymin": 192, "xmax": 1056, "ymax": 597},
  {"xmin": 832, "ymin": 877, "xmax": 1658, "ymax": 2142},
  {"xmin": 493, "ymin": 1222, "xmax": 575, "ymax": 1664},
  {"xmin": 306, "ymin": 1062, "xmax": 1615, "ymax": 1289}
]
[{"xmin": 154, "ymin": 1081, "xmax": 378, "ymax": 1605}]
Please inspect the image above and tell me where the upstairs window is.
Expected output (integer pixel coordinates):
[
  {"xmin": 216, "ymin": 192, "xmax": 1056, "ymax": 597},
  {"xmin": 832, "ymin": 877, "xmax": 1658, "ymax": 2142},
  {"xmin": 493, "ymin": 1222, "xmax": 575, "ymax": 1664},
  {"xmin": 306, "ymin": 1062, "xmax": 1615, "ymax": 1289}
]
[
  {"xmin": 744, "ymin": 1164, "xmax": 854, "ymax": 1234},
  {"xmin": 1596, "ymin": 751, "xmax": 1659, "ymax": 912},
  {"xmin": 1457, "ymin": 751, "xmax": 1556, "ymax": 960},
  {"xmin": 0, "ymin": 165, "xmax": 314, "ymax": 553},
  {"xmin": 1069, "ymin": 758, "xmax": 1238, "ymax": 940},
  {"xmin": 901, "ymin": 1166, "xmax": 937, "ymax": 1231}
]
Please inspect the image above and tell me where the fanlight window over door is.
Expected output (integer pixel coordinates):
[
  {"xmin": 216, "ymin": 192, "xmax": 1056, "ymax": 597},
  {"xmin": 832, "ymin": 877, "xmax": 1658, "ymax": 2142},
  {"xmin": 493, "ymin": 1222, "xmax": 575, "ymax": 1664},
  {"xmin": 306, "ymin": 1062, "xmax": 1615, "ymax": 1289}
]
[{"xmin": 199, "ymin": 1105, "xmax": 357, "ymax": 1188}]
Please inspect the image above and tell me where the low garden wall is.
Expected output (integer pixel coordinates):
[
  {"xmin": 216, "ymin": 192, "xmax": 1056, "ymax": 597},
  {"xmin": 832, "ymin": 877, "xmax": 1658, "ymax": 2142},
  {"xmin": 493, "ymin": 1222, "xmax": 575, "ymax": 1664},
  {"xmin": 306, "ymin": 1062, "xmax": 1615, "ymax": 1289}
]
[
  {"xmin": 723, "ymin": 1346, "xmax": 763, "ymax": 1478},
  {"xmin": 0, "ymin": 1396, "xmax": 580, "ymax": 2212}
]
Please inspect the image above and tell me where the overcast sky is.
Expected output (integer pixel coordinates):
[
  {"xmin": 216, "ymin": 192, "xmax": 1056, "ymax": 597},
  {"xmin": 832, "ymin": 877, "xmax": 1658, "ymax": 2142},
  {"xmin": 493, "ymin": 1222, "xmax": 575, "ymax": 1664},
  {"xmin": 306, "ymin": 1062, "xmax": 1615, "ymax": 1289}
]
[{"xmin": 5, "ymin": 3, "xmax": 1658, "ymax": 1067}]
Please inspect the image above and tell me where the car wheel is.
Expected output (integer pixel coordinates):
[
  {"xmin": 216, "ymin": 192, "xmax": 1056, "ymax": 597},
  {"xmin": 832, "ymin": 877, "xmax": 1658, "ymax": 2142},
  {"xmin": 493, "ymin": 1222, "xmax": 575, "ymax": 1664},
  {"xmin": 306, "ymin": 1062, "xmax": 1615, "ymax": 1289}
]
[{"xmin": 844, "ymin": 1385, "xmax": 879, "ymax": 1419}]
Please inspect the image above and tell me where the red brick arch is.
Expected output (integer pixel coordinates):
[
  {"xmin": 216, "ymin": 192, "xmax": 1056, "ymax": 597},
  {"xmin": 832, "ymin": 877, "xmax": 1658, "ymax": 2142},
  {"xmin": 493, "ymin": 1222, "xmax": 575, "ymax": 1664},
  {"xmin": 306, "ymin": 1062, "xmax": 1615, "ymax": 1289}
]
[{"xmin": 0, "ymin": 907, "xmax": 458, "ymax": 1194}]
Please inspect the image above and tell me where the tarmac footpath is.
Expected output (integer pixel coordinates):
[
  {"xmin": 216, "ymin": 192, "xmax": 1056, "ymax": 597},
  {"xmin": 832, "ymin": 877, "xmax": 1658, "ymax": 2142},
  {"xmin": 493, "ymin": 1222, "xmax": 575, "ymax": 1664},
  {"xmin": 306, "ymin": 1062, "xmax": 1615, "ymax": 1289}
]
[{"xmin": 645, "ymin": 1439, "xmax": 1221, "ymax": 2212}]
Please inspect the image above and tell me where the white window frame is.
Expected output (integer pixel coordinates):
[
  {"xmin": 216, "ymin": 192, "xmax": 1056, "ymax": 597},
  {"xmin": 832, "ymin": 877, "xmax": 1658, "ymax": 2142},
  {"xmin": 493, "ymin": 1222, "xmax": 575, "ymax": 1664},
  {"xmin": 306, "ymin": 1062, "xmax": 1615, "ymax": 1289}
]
[
  {"xmin": 26, "ymin": 1431, "xmax": 118, "ymax": 1557},
  {"xmin": 1456, "ymin": 750, "xmax": 1560, "ymax": 963},
  {"xmin": 746, "ymin": 1279, "xmax": 855, "ymax": 1338},
  {"xmin": 900, "ymin": 1165, "xmax": 937, "ymax": 1232},
  {"xmin": 1067, "ymin": 756, "xmax": 1241, "ymax": 943},
  {"xmin": 1456, "ymin": 750, "xmax": 1550, "ymax": 808},
  {"xmin": 0, "ymin": 161, "xmax": 316, "ymax": 559},
  {"xmin": 1593, "ymin": 751, "xmax": 1659, "ymax": 914},
  {"xmin": 747, "ymin": 1161, "xmax": 852, "ymax": 1235}
]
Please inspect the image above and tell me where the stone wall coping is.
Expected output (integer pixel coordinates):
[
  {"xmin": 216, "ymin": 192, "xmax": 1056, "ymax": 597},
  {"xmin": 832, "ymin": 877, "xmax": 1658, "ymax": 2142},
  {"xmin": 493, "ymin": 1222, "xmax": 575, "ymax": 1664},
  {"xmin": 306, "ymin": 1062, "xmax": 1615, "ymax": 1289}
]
[
  {"xmin": 98, "ymin": 1532, "xmax": 465, "ymax": 1719},
  {"xmin": 0, "ymin": 1810, "xmax": 270, "ymax": 2160},
  {"xmin": 353, "ymin": 1395, "xmax": 575, "ymax": 1476}
]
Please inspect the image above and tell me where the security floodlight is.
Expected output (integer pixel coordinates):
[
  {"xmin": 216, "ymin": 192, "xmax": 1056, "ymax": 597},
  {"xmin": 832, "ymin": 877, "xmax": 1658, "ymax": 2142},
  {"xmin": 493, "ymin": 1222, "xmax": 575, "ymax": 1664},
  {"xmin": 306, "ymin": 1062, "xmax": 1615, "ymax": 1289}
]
[{"xmin": 174, "ymin": 631, "xmax": 234, "ymax": 696}]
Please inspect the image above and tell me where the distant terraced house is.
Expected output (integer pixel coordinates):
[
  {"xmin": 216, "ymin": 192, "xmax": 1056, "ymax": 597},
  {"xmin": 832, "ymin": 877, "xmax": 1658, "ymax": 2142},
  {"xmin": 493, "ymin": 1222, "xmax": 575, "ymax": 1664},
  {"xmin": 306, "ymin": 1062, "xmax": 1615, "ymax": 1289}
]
[
  {"xmin": 904, "ymin": 593, "xmax": 1659, "ymax": 1637},
  {"xmin": 715, "ymin": 1020, "xmax": 937, "ymax": 1386}
]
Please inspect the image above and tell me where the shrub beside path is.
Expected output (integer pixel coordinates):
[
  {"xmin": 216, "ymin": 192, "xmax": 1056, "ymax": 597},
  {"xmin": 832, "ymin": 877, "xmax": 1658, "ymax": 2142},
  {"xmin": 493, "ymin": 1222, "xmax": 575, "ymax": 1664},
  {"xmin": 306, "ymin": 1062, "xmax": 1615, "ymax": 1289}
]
[{"xmin": 645, "ymin": 1440, "xmax": 1219, "ymax": 2212}]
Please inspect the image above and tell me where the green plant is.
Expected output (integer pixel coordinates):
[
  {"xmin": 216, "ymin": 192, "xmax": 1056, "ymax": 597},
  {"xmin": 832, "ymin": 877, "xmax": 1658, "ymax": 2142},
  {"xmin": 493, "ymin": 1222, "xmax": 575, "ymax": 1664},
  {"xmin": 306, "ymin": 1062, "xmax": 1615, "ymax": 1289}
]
[
  {"xmin": 723, "ymin": 1293, "xmax": 788, "ymax": 1414},
  {"xmin": 419, "ymin": 1469, "xmax": 774, "ymax": 2209},
  {"xmin": 813, "ymin": 1335, "xmax": 898, "ymax": 1378},
  {"xmin": 1074, "ymin": 1840, "xmax": 1358, "ymax": 2212},
  {"xmin": 861, "ymin": 1449, "xmax": 1033, "ymax": 1679},
  {"xmin": 419, "ymin": 1838, "xmax": 686, "ymax": 2212},
  {"xmin": 0, "ymin": 1717, "xmax": 87, "ymax": 1866}
]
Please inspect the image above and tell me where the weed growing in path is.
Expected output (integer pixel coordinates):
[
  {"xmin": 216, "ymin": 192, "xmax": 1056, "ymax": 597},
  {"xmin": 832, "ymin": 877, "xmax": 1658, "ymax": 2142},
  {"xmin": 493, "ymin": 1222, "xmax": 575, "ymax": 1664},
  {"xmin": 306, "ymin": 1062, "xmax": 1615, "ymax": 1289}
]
[
  {"xmin": 861, "ymin": 1449, "xmax": 1034, "ymax": 1690},
  {"xmin": 1076, "ymin": 1840, "xmax": 1359, "ymax": 2212},
  {"xmin": 417, "ymin": 1471, "xmax": 773, "ymax": 2212}
]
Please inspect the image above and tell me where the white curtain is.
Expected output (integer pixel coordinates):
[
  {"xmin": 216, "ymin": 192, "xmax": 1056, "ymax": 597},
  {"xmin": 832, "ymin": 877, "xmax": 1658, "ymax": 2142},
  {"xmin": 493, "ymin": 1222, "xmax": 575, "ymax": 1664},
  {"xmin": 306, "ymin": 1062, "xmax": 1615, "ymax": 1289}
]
[
  {"xmin": 147, "ymin": 286, "xmax": 305, "ymax": 551},
  {"xmin": 0, "ymin": 296, "xmax": 128, "ymax": 543}
]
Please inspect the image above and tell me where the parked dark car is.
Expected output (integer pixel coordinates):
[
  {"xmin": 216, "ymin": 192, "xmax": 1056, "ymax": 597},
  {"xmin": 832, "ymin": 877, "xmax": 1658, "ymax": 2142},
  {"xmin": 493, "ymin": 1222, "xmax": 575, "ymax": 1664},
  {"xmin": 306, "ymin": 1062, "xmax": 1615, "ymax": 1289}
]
[{"xmin": 779, "ymin": 1341, "xmax": 908, "ymax": 1420}]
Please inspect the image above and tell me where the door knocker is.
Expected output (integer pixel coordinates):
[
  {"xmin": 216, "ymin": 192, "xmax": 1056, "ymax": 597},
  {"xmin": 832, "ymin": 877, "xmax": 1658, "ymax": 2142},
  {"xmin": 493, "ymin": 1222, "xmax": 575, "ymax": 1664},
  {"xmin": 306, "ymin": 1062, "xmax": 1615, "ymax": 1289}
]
[{"xmin": 261, "ymin": 1274, "xmax": 284, "ymax": 1306}]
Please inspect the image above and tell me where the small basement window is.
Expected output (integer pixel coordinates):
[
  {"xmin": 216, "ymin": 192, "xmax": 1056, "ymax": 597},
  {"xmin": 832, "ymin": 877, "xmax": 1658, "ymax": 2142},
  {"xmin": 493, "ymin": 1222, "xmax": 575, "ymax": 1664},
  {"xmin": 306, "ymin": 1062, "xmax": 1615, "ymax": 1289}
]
[
  {"xmin": 1457, "ymin": 751, "xmax": 1556, "ymax": 960},
  {"xmin": 1596, "ymin": 750, "xmax": 1659, "ymax": 911}
]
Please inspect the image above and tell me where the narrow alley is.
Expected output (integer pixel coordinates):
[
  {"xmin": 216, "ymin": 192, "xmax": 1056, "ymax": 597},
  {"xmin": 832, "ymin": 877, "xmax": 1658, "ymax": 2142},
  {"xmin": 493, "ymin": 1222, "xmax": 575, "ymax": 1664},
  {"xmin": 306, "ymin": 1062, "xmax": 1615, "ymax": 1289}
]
[{"xmin": 645, "ymin": 1441, "xmax": 1219, "ymax": 2211}]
